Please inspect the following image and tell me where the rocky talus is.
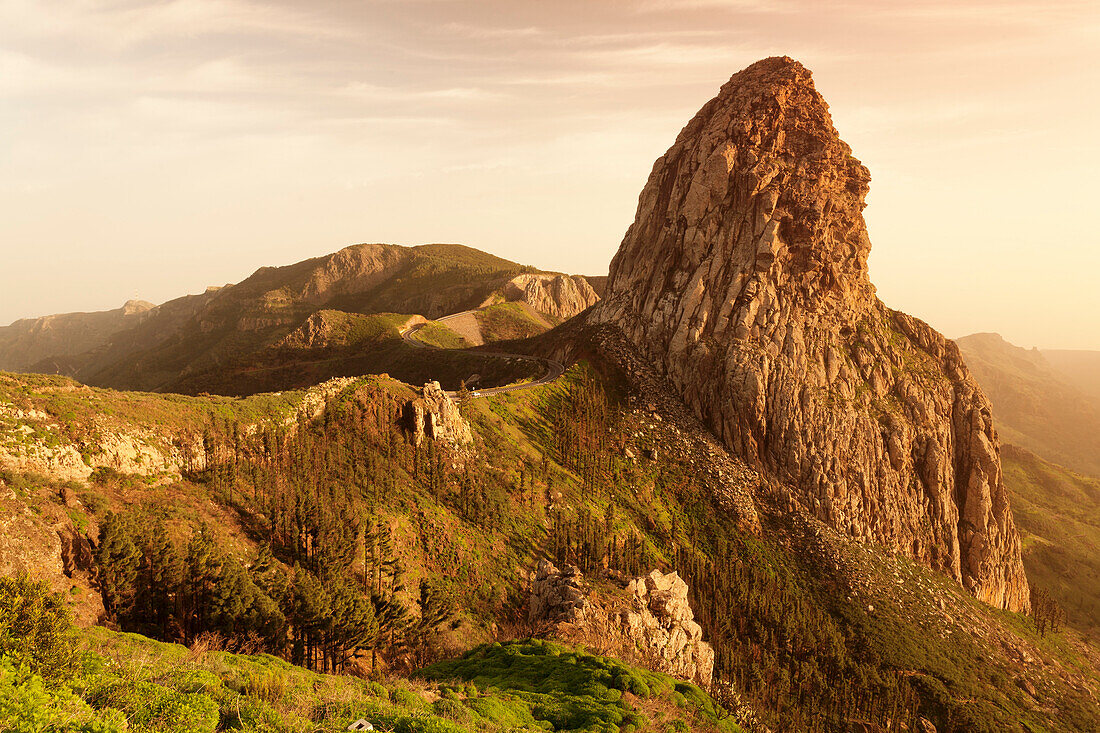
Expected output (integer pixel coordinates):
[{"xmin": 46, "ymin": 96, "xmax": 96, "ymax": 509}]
[
  {"xmin": 590, "ymin": 56, "xmax": 1029, "ymax": 611},
  {"xmin": 529, "ymin": 559, "xmax": 715, "ymax": 684}
]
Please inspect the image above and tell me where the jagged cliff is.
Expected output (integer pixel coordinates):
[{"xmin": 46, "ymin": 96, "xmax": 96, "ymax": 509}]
[
  {"xmin": 488, "ymin": 274, "xmax": 600, "ymax": 320},
  {"xmin": 591, "ymin": 57, "xmax": 1029, "ymax": 612}
]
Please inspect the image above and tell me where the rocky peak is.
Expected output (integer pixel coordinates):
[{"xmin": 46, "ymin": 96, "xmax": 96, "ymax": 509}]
[
  {"xmin": 592, "ymin": 57, "xmax": 1029, "ymax": 612},
  {"xmin": 121, "ymin": 299, "xmax": 155, "ymax": 316},
  {"xmin": 604, "ymin": 55, "xmax": 874, "ymax": 330}
]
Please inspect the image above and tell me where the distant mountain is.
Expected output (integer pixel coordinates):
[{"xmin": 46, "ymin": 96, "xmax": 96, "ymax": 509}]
[
  {"xmin": 0, "ymin": 243, "xmax": 599, "ymax": 395},
  {"xmin": 0, "ymin": 299, "xmax": 154, "ymax": 373},
  {"xmin": 957, "ymin": 332, "xmax": 1100, "ymax": 477},
  {"xmin": 1043, "ymin": 349, "xmax": 1100, "ymax": 401}
]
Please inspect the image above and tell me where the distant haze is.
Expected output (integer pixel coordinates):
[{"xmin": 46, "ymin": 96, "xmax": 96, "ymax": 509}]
[{"xmin": 2, "ymin": 0, "xmax": 1098, "ymax": 348}]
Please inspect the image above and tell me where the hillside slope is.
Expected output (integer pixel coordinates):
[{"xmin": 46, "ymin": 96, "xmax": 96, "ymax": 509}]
[
  {"xmin": 2, "ymin": 340, "xmax": 1100, "ymax": 731},
  {"xmin": 958, "ymin": 332, "xmax": 1100, "ymax": 477},
  {"xmin": 1002, "ymin": 444, "xmax": 1100, "ymax": 637},
  {"xmin": 1043, "ymin": 348, "xmax": 1100, "ymax": 401}
]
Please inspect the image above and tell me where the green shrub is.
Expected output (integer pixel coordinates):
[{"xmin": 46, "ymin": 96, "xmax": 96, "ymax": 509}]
[
  {"xmin": 0, "ymin": 574, "xmax": 73, "ymax": 679},
  {"xmin": 162, "ymin": 668, "xmax": 223, "ymax": 695},
  {"xmin": 92, "ymin": 680, "xmax": 219, "ymax": 733},
  {"xmin": 0, "ymin": 658, "xmax": 126, "ymax": 733},
  {"xmin": 224, "ymin": 693, "xmax": 284, "ymax": 733},
  {"xmin": 419, "ymin": 640, "xmax": 724, "ymax": 732},
  {"xmin": 391, "ymin": 685, "xmax": 426, "ymax": 709},
  {"xmin": 464, "ymin": 695, "xmax": 538, "ymax": 729},
  {"xmin": 432, "ymin": 697, "xmax": 473, "ymax": 724},
  {"xmin": 245, "ymin": 670, "xmax": 288, "ymax": 704}
]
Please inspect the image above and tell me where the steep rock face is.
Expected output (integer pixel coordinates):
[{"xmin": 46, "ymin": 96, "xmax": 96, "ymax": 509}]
[
  {"xmin": 529, "ymin": 560, "xmax": 715, "ymax": 684},
  {"xmin": 591, "ymin": 57, "xmax": 1029, "ymax": 611},
  {"xmin": 491, "ymin": 274, "xmax": 601, "ymax": 320},
  {"xmin": 402, "ymin": 381, "xmax": 474, "ymax": 449}
]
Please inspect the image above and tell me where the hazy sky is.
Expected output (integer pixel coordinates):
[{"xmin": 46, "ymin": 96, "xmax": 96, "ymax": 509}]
[{"xmin": 2, "ymin": 0, "xmax": 1098, "ymax": 348}]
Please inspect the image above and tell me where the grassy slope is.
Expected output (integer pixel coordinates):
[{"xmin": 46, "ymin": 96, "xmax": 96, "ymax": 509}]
[
  {"xmin": 6, "ymin": 626, "xmax": 732, "ymax": 733},
  {"xmin": 166, "ymin": 313, "xmax": 538, "ymax": 395},
  {"xmin": 1002, "ymin": 444, "xmax": 1100, "ymax": 637},
  {"xmin": 414, "ymin": 322, "xmax": 471, "ymax": 350},
  {"xmin": 474, "ymin": 303, "xmax": 553, "ymax": 343}
]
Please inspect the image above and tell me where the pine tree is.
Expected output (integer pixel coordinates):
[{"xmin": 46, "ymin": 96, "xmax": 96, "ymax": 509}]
[{"xmin": 96, "ymin": 512, "xmax": 141, "ymax": 622}]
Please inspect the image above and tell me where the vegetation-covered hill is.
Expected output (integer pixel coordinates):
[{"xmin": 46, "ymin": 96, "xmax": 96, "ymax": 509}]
[
  {"xmin": 1002, "ymin": 444, "xmax": 1100, "ymax": 639},
  {"xmin": 1, "ymin": 243, "xmax": 598, "ymax": 397},
  {"xmin": 167, "ymin": 310, "xmax": 543, "ymax": 395},
  {"xmin": 2, "ymin": 336, "xmax": 1100, "ymax": 731},
  {"xmin": 1, "ymin": 574, "xmax": 736, "ymax": 732},
  {"xmin": 958, "ymin": 332, "xmax": 1100, "ymax": 477}
]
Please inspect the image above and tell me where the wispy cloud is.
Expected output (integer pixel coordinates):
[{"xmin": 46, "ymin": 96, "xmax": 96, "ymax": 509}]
[{"xmin": 2, "ymin": 0, "xmax": 1099, "ymax": 349}]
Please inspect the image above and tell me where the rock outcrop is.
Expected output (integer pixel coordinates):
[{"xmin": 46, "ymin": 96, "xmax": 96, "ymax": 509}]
[
  {"xmin": 529, "ymin": 560, "xmax": 715, "ymax": 684},
  {"xmin": 403, "ymin": 381, "xmax": 474, "ymax": 449},
  {"xmin": 530, "ymin": 560, "xmax": 589, "ymax": 624},
  {"xmin": 591, "ymin": 56, "xmax": 1029, "ymax": 611},
  {"xmin": 491, "ymin": 274, "xmax": 601, "ymax": 320}
]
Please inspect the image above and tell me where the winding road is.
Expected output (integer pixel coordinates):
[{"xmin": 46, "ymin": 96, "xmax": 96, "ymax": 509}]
[{"xmin": 399, "ymin": 309, "xmax": 565, "ymax": 399}]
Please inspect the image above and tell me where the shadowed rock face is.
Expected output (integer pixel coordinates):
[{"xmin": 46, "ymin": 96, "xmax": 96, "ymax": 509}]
[{"xmin": 592, "ymin": 56, "xmax": 1029, "ymax": 612}]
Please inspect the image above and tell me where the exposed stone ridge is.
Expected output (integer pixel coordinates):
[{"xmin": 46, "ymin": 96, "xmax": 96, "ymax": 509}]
[
  {"xmin": 591, "ymin": 56, "xmax": 1029, "ymax": 611},
  {"xmin": 488, "ymin": 273, "xmax": 601, "ymax": 320},
  {"xmin": 529, "ymin": 559, "xmax": 715, "ymax": 684}
]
